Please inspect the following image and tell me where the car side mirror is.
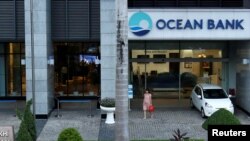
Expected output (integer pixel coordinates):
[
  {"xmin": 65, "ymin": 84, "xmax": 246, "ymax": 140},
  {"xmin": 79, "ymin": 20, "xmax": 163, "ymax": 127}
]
[
  {"xmin": 197, "ymin": 95, "xmax": 202, "ymax": 99},
  {"xmin": 228, "ymin": 94, "xmax": 232, "ymax": 98}
]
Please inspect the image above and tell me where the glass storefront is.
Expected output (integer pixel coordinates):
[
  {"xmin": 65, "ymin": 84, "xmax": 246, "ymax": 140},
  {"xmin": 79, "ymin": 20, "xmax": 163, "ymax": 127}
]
[
  {"xmin": 236, "ymin": 43, "xmax": 250, "ymax": 109},
  {"xmin": 54, "ymin": 42, "xmax": 100, "ymax": 97},
  {"xmin": 0, "ymin": 43, "xmax": 26, "ymax": 97},
  {"xmin": 129, "ymin": 41, "xmax": 228, "ymax": 102}
]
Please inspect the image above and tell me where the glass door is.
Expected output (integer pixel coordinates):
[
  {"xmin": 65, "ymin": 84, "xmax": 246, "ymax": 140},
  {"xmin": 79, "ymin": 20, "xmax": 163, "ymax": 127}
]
[
  {"xmin": 129, "ymin": 41, "xmax": 228, "ymax": 107},
  {"xmin": 130, "ymin": 45, "xmax": 147, "ymax": 98},
  {"xmin": 129, "ymin": 42, "xmax": 181, "ymax": 101}
]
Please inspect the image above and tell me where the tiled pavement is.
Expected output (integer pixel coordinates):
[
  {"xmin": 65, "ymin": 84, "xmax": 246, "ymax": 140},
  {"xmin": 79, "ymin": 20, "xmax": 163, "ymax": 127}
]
[{"xmin": 1, "ymin": 107, "xmax": 250, "ymax": 141}]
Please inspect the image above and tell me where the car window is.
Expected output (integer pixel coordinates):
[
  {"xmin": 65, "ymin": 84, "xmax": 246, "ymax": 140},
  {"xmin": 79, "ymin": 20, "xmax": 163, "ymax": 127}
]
[
  {"xmin": 203, "ymin": 89, "xmax": 228, "ymax": 99},
  {"xmin": 194, "ymin": 87, "xmax": 201, "ymax": 96}
]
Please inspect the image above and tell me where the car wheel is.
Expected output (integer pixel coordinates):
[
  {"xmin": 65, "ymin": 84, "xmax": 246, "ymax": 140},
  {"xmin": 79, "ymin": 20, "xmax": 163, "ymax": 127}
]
[
  {"xmin": 190, "ymin": 99, "xmax": 194, "ymax": 108},
  {"xmin": 201, "ymin": 108, "xmax": 206, "ymax": 118}
]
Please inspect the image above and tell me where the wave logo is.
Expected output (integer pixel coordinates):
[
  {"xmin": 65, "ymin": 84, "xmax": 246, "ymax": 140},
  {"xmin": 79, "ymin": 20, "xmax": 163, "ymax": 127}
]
[{"xmin": 129, "ymin": 12, "xmax": 152, "ymax": 36}]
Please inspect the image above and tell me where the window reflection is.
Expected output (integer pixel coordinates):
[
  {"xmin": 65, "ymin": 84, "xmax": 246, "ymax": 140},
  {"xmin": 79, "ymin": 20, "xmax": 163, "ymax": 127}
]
[
  {"xmin": 0, "ymin": 43, "xmax": 25, "ymax": 97},
  {"xmin": 129, "ymin": 41, "xmax": 225, "ymax": 99},
  {"xmin": 54, "ymin": 42, "xmax": 100, "ymax": 97}
]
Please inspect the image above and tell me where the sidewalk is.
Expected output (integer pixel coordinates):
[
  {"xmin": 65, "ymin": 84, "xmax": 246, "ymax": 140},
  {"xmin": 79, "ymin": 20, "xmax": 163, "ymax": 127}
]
[{"xmin": 1, "ymin": 107, "xmax": 250, "ymax": 141}]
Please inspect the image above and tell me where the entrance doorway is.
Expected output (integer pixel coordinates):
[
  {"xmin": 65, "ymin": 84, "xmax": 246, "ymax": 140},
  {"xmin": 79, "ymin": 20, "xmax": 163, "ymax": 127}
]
[{"xmin": 129, "ymin": 41, "xmax": 228, "ymax": 107}]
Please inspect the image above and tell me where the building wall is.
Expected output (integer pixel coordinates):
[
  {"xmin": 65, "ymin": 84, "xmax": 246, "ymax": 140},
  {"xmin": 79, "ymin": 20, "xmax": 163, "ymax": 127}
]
[
  {"xmin": 100, "ymin": 0, "xmax": 116, "ymax": 99},
  {"xmin": 25, "ymin": 0, "xmax": 53, "ymax": 116}
]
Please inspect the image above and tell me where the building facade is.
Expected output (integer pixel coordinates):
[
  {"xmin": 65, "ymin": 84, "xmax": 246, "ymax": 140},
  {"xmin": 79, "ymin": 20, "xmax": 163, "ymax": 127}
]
[{"xmin": 1, "ymin": 0, "xmax": 250, "ymax": 118}]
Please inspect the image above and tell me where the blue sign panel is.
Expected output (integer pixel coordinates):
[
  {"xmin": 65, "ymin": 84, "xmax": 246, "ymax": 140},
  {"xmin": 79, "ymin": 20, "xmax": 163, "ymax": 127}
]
[{"xmin": 128, "ymin": 85, "xmax": 133, "ymax": 99}]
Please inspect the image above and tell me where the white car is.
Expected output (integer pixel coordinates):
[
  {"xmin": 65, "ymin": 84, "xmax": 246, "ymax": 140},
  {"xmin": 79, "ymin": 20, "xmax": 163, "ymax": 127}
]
[{"xmin": 190, "ymin": 83, "xmax": 234, "ymax": 118}]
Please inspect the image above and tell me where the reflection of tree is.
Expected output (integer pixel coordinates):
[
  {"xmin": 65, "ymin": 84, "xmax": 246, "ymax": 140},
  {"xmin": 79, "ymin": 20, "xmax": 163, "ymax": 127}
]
[
  {"xmin": 88, "ymin": 63, "xmax": 98, "ymax": 85},
  {"xmin": 13, "ymin": 66, "xmax": 21, "ymax": 95},
  {"xmin": 181, "ymin": 72, "xmax": 197, "ymax": 88},
  {"xmin": 80, "ymin": 61, "xmax": 89, "ymax": 76},
  {"xmin": 92, "ymin": 71, "xmax": 100, "ymax": 85},
  {"xmin": 61, "ymin": 66, "xmax": 67, "ymax": 84}
]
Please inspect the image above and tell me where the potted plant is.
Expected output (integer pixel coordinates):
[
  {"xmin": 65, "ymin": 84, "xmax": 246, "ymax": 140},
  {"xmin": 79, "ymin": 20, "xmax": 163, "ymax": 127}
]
[{"xmin": 99, "ymin": 97, "xmax": 115, "ymax": 124}]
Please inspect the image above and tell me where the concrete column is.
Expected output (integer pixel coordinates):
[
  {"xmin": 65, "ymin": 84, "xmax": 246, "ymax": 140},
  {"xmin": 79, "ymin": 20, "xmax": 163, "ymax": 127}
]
[
  {"xmin": 25, "ymin": 0, "xmax": 53, "ymax": 117},
  {"xmin": 100, "ymin": 0, "xmax": 117, "ymax": 99}
]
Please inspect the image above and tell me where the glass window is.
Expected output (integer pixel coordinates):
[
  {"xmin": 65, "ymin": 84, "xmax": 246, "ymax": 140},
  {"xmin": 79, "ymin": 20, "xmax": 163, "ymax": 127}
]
[
  {"xmin": 54, "ymin": 42, "xmax": 100, "ymax": 97},
  {"xmin": 203, "ymin": 89, "xmax": 228, "ymax": 99},
  {"xmin": 129, "ymin": 41, "xmax": 226, "ymax": 101},
  {"xmin": 195, "ymin": 87, "xmax": 201, "ymax": 96},
  {"xmin": 0, "ymin": 43, "xmax": 25, "ymax": 97},
  {"xmin": 180, "ymin": 41, "xmax": 226, "ymax": 58},
  {"xmin": 0, "ymin": 54, "xmax": 5, "ymax": 96}
]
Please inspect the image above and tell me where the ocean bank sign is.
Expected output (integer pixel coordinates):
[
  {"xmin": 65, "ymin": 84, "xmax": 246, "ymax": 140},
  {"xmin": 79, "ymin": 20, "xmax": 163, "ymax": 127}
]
[{"xmin": 128, "ymin": 9, "xmax": 250, "ymax": 40}]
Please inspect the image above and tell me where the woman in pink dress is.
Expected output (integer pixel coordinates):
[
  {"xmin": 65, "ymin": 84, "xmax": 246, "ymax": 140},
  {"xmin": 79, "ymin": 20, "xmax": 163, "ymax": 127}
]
[{"xmin": 143, "ymin": 89, "xmax": 153, "ymax": 119}]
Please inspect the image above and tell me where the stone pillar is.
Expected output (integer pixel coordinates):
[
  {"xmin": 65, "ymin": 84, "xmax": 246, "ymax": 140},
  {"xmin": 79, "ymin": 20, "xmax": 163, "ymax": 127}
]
[
  {"xmin": 25, "ymin": 0, "xmax": 53, "ymax": 117},
  {"xmin": 100, "ymin": 0, "xmax": 117, "ymax": 99}
]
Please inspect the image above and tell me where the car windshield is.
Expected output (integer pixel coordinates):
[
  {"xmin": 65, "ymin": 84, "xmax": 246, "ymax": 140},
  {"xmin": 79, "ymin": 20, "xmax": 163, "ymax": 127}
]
[{"xmin": 203, "ymin": 89, "xmax": 228, "ymax": 99}]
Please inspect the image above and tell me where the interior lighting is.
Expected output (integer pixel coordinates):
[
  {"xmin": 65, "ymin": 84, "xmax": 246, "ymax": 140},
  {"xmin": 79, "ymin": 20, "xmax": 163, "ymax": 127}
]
[{"xmin": 198, "ymin": 54, "xmax": 206, "ymax": 58}]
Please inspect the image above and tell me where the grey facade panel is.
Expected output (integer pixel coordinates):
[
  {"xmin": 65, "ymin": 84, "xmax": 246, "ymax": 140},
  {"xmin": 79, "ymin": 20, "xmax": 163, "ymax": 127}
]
[
  {"xmin": 179, "ymin": 0, "xmax": 198, "ymax": 7},
  {"xmin": 90, "ymin": 0, "xmax": 100, "ymax": 40},
  {"xmin": 51, "ymin": 0, "xmax": 100, "ymax": 41},
  {"xmin": 200, "ymin": 0, "xmax": 220, "ymax": 7},
  {"xmin": 130, "ymin": 0, "xmax": 153, "ymax": 7},
  {"xmin": 222, "ymin": 0, "xmax": 243, "ymax": 7},
  {"xmin": 0, "ymin": 1, "xmax": 15, "ymax": 40},
  {"xmin": 154, "ymin": 0, "xmax": 177, "ymax": 7},
  {"xmin": 0, "ymin": 0, "xmax": 24, "ymax": 41},
  {"xmin": 68, "ymin": 1, "xmax": 89, "ymax": 39},
  {"xmin": 51, "ymin": 1, "xmax": 67, "ymax": 40},
  {"xmin": 244, "ymin": 0, "xmax": 250, "ymax": 8},
  {"xmin": 16, "ymin": 1, "xmax": 24, "ymax": 40}
]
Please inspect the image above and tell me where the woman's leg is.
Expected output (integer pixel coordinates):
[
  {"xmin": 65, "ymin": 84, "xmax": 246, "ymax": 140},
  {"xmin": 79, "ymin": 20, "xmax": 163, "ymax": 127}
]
[
  {"xmin": 143, "ymin": 110, "xmax": 147, "ymax": 119},
  {"xmin": 143, "ymin": 103, "xmax": 147, "ymax": 119}
]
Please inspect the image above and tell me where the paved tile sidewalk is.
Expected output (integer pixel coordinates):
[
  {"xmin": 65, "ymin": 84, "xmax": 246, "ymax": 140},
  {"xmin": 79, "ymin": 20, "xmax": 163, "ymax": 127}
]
[
  {"xmin": 1, "ymin": 107, "xmax": 250, "ymax": 141},
  {"xmin": 36, "ymin": 110, "xmax": 101, "ymax": 141}
]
